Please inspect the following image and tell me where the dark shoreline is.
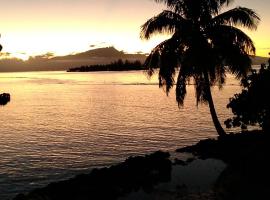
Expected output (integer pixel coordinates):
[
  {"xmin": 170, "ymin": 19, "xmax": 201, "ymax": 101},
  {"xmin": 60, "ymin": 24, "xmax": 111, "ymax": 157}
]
[
  {"xmin": 67, "ymin": 60, "xmax": 145, "ymax": 72},
  {"xmin": 13, "ymin": 130, "xmax": 270, "ymax": 200}
]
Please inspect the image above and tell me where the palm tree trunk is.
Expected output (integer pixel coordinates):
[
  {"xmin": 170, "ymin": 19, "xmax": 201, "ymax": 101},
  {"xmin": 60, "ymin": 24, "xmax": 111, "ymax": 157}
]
[{"xmin": 204, "ymin": 72, "xmax": 227, "ymax": 137}]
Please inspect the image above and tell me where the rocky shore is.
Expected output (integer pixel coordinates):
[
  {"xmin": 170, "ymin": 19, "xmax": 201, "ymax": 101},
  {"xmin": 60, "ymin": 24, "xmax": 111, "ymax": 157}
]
[
  {"xmin": 13, "ymin": 131, "xmax": 270, "ymax": 200},
  {"xmin": 177, "ymin": 131, "xmax": 270, "ymax": 200},
  {"xmin": 14, "ymin": 151, "xmax": 172, "ymax": 200}
]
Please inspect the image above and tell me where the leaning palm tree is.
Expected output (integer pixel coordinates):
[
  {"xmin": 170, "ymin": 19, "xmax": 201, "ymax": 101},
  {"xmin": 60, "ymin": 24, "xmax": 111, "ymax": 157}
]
[{"xmin": 141, "ymin": 0, "xmax": 260, "ymax": 137}]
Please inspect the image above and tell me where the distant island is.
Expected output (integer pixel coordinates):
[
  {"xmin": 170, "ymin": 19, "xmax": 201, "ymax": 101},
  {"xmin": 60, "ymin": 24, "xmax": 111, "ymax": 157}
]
[
  {"xmin": 0, "ymin": 46, "xmax": 268, "ymax": 72},
  {"xmin": 0, "ymin": 47, "xmax": 147, "ymax": 72},
  {"xmin": 67, "ymin": 59, "xmax": 144, "ymax": 72}
]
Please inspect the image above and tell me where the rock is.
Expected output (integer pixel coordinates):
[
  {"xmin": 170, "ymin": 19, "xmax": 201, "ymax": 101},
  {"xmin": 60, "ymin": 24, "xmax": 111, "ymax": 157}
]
[
  {"xmin": 13, "ymin": 151, "xmax": 172, "ymax": 200},
  {"xmin": 0, "ymin": 93, "xmax": 10, "ymax": 105}
]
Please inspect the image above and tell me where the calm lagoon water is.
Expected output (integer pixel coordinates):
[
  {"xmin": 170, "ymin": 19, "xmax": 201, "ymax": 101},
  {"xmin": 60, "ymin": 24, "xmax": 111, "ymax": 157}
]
[{"xmin": 0, "ymin": 71, "xmax": 240, "ymax": 199}]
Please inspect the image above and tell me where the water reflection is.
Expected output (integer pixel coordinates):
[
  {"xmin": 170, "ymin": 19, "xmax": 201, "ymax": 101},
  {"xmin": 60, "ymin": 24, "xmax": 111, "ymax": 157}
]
[
  {"xmin": 121, "ymin": 156, "xmax": 270, "ymax": 200},
  {"xmin": 214, "ymin": 159, "xmax": 270, "ymax": 200},
  {"xmin": 0, "ymin": 71, "xmax": 242, "ymax": 199},
  {"xmin": 121, "ymin": 158, "xmax": 226, "ymax": 200}
]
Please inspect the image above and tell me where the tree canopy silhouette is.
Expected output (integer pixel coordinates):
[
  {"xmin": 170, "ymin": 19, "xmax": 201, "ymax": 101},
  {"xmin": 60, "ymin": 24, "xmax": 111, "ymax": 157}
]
[
  {"xmin": 225, "ymin": 59, "xmax": 270, "ymax": 132},
  {"xmin": 141, "ymin": 0, "xmax": 260, "ymax": 136},
  {"xmin": 67, "ymin": 59, "xmax": 143, "ymax": 72}
]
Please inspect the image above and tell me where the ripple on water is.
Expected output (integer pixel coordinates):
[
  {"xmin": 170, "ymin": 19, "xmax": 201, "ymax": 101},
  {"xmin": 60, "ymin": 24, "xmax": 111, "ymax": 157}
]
[{"xmin": 0, "ymin": 71, "xmax": 241, "ymax": 199}]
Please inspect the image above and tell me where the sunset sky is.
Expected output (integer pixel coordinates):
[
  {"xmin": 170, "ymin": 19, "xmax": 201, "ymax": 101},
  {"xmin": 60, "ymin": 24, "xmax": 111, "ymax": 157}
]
[{"xmin": 0, "ymin": 0, "xmax": 269, "ymax": 59}]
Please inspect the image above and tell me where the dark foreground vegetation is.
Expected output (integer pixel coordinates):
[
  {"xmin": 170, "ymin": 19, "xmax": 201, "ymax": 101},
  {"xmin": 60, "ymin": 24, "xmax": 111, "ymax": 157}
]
[
  {"xmin": 0, "ymin": 93, "xmax": 10, "ymax": 105},
  {"xmin": 225, "ymin": 61, "xmax": 270, "ymax": 131},
  {"xmin": 67, "ymin": 59, "xmax": 144, "ymax": 72}
]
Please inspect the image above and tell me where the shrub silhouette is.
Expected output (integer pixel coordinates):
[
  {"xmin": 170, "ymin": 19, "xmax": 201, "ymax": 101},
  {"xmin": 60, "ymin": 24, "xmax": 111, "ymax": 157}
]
[{"xmin": 225, "ymin": 57, "xmax": 270, "ymax": 131}]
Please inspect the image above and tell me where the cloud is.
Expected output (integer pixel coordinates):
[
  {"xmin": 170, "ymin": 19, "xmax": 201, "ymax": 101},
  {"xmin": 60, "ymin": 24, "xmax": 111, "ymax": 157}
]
[{"xmin": 89, "ymin": 42, "xmax": 109, "ymax": 49}]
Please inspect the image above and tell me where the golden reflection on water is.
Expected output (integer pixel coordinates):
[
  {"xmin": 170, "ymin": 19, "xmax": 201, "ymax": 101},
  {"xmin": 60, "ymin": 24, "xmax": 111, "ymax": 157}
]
[{"xmin": 0, "ymin": 71, "xmax": 241, "ymax": 199}]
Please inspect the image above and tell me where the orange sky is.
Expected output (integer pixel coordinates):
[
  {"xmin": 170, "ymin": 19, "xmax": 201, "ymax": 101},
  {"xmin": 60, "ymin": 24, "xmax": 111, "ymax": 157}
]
[{"xmin": 0, "ymin": 0, "xmax": 269, "ymax": 59}]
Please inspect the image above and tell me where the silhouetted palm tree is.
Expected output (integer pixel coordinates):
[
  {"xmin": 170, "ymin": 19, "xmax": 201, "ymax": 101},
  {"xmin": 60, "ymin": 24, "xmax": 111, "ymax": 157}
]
[{"xmin": 141, "ymin": 0, "xmax": 260, "ymax": 137}]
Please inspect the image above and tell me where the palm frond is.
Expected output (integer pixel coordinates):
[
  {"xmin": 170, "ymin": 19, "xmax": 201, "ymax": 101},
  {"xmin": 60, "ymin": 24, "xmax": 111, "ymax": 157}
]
[
  {"xmin": 210, "ymin": 25, "xmax": 256, "ymax": 55},
  {"xmin": 153, "ymin": 0, "xmax": 184, "ymax": 12},
  {"xmin": 144, "ymin": 35, "xmax": 183, "ymax": 94},
  {"xmin": 154, "ymin": 0, "xmax": 234, "ymax": 16},
  {"xmin": 158, "ymin": 56, "xmax": 177, "ymax": 95},
  {"xmin": 204, "ymin": 0, "xmax": 234, "ymax": 15},
  {"xmin": 212, "ymin": 7, "xmax": 260, "ymax": 30},
  {"xmin": 140, "ymin": 10, "xmax": 187, "ymax": 39},
  {"xmin": 226, "ymin": 49, "xmax": 252, "ymax": 79},
  {"xmin": 194, "ymin": 74, "xmax": 208, "ymax": 105},
  {"xmin": 158, "ymin": 41, "xmax": 181, "ymax": 94},
  {"xmin": 209, "ymin": 25, "xmax": 254, "ymax": 78},
  {"xmin": 154, "ymin": 0, "xmax": 179, "ymax": 6},
  {"xmin": 176, "ymin": 69, "xmax": 187, "ymax": 106},
  {"xmin": 214, "ymin": 65, "xmax": 226, "ymax": 88},
  {"xmin": 144, "ymin": 49, "xmax": 160, "ymax": 77},
  {"xmin": 217, "ymin": 0, "xmax": 235, "ymax": 7}
]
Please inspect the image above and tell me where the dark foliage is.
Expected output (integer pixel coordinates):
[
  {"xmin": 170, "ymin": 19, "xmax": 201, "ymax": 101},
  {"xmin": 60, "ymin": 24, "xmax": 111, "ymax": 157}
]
[
  {"xmin": 225, "ymin": 59, "xmax": 270, "ymax": 131},
  {"xmin": 67, "ymin": 59, "xmax": 144, "ymax": 72}
]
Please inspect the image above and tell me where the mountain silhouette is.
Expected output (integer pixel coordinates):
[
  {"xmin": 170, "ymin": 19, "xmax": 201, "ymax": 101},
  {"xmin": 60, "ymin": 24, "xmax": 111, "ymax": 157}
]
[
  {"xmin": 250, "ymin": 56, "xmax": 269, "ymax": 66},
  {"xmin": 52, "ymin": 47, "xmax": 125, "ymax": 61},
  {"xmin": 0, "ymin": 47, "xmax": 147, "ymax": 72}
]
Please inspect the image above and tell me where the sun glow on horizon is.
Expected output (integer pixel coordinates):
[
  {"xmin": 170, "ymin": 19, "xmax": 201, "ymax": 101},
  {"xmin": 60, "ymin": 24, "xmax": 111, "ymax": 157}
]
[
  {"xmin": 0, "ymin": 0, "xmax": 168, "ymax": 60},
  {"xmin": 0, "ymin": 30, "xmax": 170, "ymax": 60},
  {"xmin": 0, "ymin": 0, "xmax": 269, "ymax": 59}
]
